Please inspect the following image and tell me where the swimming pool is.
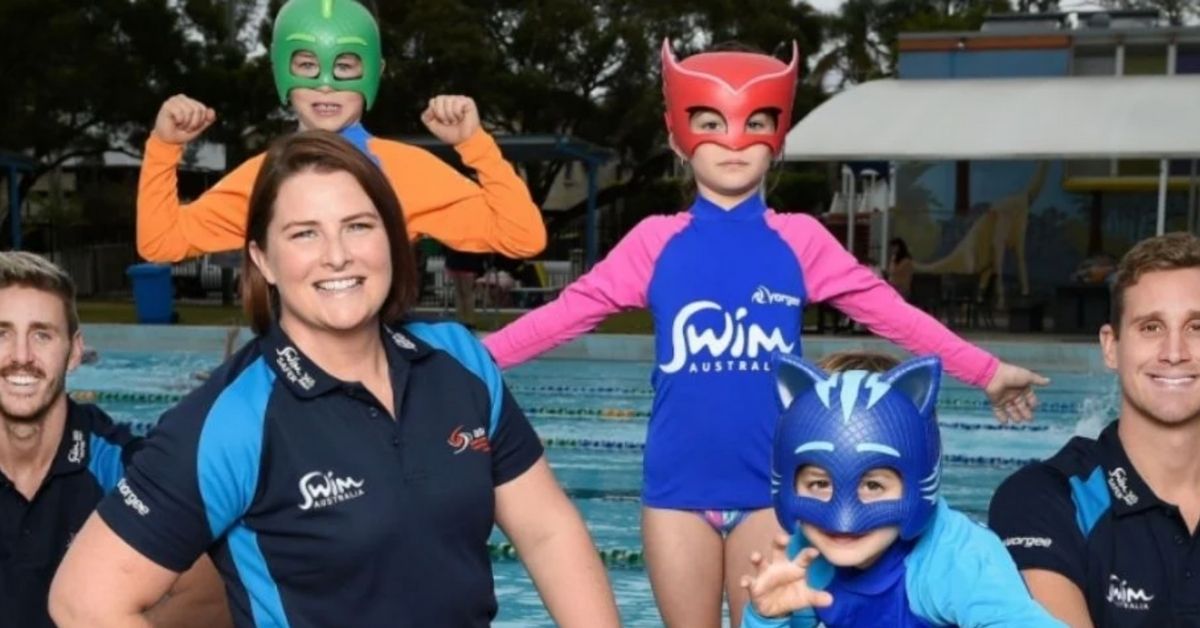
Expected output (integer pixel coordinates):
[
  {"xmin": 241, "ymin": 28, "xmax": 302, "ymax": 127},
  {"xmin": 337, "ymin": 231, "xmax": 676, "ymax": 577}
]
[{"xmin": 68, "ymin": 342, "xmax": 1119, "ymax": 627}]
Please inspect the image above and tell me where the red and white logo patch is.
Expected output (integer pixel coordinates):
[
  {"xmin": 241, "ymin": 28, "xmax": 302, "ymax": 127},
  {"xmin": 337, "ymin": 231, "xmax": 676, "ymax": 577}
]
[{"xmin": 448, "ymin": 425, "xmax": 491, "ymax": 454}]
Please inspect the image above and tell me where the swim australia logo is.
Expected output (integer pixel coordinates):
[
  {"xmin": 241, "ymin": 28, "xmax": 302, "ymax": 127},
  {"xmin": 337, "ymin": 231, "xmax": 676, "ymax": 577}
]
[
  {"xmin": 117, "ymin": 478, "xmax": 150, "ymax": 516},
  {"xmin": 1107, "ymin": 467, "xmax": 1139, "ymax": 506},
  {"xmin": 1107, "ymin": 574, "xmax": 1155, "ymax": 611},
  {"xmin": 275, "ymin": 347, "xmax": 316, "ymax": 391},
  {"xmin": 448, "ymin": 425, "xmax": 491, "ymax": 454},
  {"xmin": 751, "ymin": 286, "xmax": 801, "ymax": 308},
  {"xmin": 67, "ymin": 429, "xmax": 86, "ymax": 464},
  {"xmin": 1003, "ymin": 536, "xmax": 1053, "ymax": 549},
  {"xmin": 660, "ymin": 301, "xmax": 795, "ymax": 375},
  {"xmin": 298, "ymin": 470, "xmax": 366, "ymax": 511},
  {"xmin": 389, "ymin": 330, "xmax": 417, "ymax": 351}
]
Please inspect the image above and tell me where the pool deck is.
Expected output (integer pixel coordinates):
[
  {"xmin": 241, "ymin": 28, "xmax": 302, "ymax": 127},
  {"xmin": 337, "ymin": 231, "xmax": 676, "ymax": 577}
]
[{"xmin": 80, "ymin": 323, "xmax": 1108, "ymax": 373}]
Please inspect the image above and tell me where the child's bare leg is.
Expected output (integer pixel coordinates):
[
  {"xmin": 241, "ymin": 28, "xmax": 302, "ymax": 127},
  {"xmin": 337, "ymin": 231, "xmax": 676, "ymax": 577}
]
[
  {"xmin": 724, "ymin": 508, "xmax": 786, "ymax": 627},
  {"xmin": 643, "ymin": 506, "xmax": 724, "ymax": 628}
]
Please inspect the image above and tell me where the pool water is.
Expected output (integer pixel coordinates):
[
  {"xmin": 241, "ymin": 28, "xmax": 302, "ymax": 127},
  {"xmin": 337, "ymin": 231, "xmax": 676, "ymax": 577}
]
[{"xmin": 68, "ymin": 352, "xmax": 1120, "ymax": 627}]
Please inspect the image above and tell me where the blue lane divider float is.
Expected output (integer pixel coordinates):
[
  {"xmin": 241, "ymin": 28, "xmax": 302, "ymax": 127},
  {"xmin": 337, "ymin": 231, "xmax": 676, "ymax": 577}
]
[
  {"xmin": 527, "ymin": 408, "xmax": 1050, "ymax": 432},
  {"xmin": 510, "ymin": 384, "xmax": 1087, "ymax": 415},
  {"xmin": 73, "ymin": 387, "xmax": 1087, "ymax": 417},
  {"xmin": 490, "ymin": 542, "xmax": 645, "ymax": 569},
  {"xmin": 509, "ymin": 384, "xmax": 654, "ymax": 398},
  {"xmin": 72, "ymin": 391, "xmax": 1050, "ymax": 433},
  {"xmin": 540, "ymin": 437, "xmax": 1039, "ymax": 468},
  {"xmin": 88, "ymin": 415, "xmax": 1039, "ymax": 470}
]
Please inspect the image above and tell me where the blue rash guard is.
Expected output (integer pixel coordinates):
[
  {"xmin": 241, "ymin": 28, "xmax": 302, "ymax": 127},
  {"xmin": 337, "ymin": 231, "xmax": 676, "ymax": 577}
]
[{"xmin": 742, "ymin": 500, "xmax": 1066, "ymax": 628}]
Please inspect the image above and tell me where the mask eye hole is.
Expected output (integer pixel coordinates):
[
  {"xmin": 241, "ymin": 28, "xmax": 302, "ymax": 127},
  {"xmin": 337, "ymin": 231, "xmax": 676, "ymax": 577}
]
[
  {"xmin": 333, "ymin": 53, "xmax": 363, "ymax": 80},
  {"xmin": 858, "ymin": 468, "xmax": 903, "ymax": 504},
  {"xmin": 745, "ymin": 108, "xmax": 779, "ymax": 134},
  {"xmin": 290, "ymin": 51, "xmax": 320, "ymax": 79},
  {"xmin": 687, "ymin": 108, "xmax": 727, "ymax": 135},
  {"xmin": 795, "ymin": 465, "xmax": 833, "ymax": 502}
]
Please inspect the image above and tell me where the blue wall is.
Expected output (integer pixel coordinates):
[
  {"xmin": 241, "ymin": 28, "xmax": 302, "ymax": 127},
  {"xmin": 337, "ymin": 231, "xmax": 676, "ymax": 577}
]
[{"xmin": 899, "ymin": 49, "xmax": 1071, "ymax": 78}]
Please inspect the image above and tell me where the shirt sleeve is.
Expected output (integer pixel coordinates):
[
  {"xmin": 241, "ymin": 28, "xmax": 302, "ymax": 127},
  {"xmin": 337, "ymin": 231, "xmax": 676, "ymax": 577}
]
[
  {"xmin": 79, "ymin": 403, "xmax": 138, "ymax": 493},
  {"xmin": 907, "ymin": 504, "xmax": 1067, "ymax": 627},
  {"xmin": 741, "ymin": 605, "xmax": 817, "ymax": 628},
  {"xmin": 766, "ymin": 212, "xmax": 999, "ymax": 388},
  {"xmin": 96, "ymin": 378, "xmax": 268, "ymax": 573},
  {"xmin": 987, "ymin": 464, "xmax": 1089, "ymax": 589},
  {"xmin": 136, "ymin": 134, "xmax": 264, "ymax": 262},
  {"xmin": 380, "ymin": 131, "xmax": 547, "ymax": 259},
  {"xmin": 489, "ymin": 385, "xmax": 544, "ymax": 486},
  {"xmin": 482, "ymin": 214, "xmax": 687, "ymax": 369}
]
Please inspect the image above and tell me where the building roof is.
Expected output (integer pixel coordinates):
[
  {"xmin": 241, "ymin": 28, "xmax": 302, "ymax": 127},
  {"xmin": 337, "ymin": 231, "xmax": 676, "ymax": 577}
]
[{"xmin": 782, "ymin": 75, "xmax": 1200, "ymax": 162}]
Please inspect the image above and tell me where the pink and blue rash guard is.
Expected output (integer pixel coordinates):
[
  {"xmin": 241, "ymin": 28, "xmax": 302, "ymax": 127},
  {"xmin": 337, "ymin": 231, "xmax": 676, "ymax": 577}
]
[{"xmin": 483, "ymin": 194, "xmax": 999, "ymax": 510}]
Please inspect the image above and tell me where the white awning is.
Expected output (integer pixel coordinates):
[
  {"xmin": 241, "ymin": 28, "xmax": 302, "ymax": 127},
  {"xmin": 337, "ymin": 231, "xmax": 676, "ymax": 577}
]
[{"xmin": 783, "ymin": 76, "xmax": 1200, "ymax": 162}]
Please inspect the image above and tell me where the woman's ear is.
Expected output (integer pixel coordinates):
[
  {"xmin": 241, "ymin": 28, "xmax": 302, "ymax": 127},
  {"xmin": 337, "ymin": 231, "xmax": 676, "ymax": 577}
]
[{"xmin": 248, "ymin": 241, "xmax": 277, "ymax": 286}]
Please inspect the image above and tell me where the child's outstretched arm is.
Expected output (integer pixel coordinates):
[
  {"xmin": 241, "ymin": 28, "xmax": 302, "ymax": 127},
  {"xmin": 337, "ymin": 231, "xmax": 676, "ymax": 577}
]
[
  {"xmin": 768, "ymin": 213, "xmax": 1048, "ymax": 421},
  {"xmin": 739, "ymin": 537, "xmax": 830, "ymax": 628},
  {"xmin": 483, "ymin": 215, "xmax": 688, "ymax": 369}
]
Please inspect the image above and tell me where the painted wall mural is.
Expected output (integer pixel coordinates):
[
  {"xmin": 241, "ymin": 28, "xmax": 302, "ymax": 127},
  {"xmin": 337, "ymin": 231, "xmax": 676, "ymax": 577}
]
[
  {"xmin": 892, "ymin": 159, "xmax": 1190, "ymax": 305},
  {"xmin": 892, "ymin": 45, "xmax": 1195, "ymax": 307}
]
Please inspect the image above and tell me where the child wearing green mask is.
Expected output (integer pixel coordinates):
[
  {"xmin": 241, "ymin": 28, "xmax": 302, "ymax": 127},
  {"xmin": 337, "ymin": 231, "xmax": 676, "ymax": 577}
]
[{"xmin": 138, "ymin": 0, "xmax": 546, "ymax": 265}]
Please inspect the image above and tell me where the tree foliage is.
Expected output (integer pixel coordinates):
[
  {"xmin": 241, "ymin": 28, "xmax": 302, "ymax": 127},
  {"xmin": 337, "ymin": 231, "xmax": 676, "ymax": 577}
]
[
  {"xmin": 810, "ymin": 0, "xmax": 1012, "ymax": 89},
  {"xmin": 1097, "ymin": 0, "xmax": 1200, "ymax": 25},
  {"xmin": 0, "ymin": 0, "xmax": 278, "ymax": 245}
]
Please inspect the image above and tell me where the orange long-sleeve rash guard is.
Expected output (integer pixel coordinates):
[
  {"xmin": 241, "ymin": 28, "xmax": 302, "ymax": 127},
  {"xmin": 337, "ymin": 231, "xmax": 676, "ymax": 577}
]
[{"xmin": 136, "ymin": 129, "xmax": 547, "ymax": 263}]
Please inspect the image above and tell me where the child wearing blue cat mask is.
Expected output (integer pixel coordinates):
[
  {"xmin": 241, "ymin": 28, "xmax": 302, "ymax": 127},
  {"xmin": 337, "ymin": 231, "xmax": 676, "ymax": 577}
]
[{"xmin": 740, "ymin": 352, "xmax": 1063, "ymax": 627}]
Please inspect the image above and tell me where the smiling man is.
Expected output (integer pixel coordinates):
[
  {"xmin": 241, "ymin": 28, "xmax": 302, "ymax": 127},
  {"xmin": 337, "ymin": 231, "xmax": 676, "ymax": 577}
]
[
  {"xmin": 990, "ymin": 232, "xmax": 1200, "ymax": 628},
  {"xmin": 0, "ymin": 251, "xmax": 229, "ymax": 628}
]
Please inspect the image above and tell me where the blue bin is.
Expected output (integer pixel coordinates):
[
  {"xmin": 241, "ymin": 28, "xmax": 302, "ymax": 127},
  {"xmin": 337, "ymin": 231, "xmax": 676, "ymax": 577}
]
[{"xmin": 126, "ymin": 264, "xmax": 175, "ymax": 324}]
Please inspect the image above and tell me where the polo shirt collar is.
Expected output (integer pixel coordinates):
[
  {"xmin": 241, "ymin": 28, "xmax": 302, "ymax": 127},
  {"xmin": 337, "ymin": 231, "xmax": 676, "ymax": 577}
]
[
  {"xmin": 382, "ymin": 323, "xmax": 431, "ymax": 361},
  {"xmin": 1098, "ymin": 421, "xmax": 1163, "ymax": 517},
  {"xmin": 47, "ymin": 400, "xmax": 93, "ymax": 478},
  {"xmin": 261, "ymin": 322, "xmax": 431, "ymax": 399}
]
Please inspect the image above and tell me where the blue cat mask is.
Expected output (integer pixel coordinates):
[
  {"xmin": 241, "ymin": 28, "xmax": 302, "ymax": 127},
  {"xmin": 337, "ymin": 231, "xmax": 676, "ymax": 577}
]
[{"xmin": 770, "ymin": 353, "xmax": 942, "ymax": 540}]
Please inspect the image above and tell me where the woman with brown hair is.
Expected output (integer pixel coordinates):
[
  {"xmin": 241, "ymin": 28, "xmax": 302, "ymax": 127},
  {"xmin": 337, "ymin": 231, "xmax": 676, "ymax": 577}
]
[{"xmin": 49, "ymin": 131, "xmax": 619, "ymax": 628}]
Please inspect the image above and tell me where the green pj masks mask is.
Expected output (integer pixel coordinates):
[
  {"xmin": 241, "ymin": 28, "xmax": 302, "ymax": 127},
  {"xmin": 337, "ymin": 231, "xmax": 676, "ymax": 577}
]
[{"xmin": 270, "ymin": 0, "xmax": 383, "ymax": 109}]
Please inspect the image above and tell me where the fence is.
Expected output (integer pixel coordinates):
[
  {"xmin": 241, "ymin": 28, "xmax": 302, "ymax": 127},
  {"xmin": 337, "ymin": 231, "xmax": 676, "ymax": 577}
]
[
  {"xmin": 49, "ymin": 243, "xmax": 138, "ymax": 297},
  {"xmin": 419, "ymin": 256, "xmax": 578, "ymax": 310}
]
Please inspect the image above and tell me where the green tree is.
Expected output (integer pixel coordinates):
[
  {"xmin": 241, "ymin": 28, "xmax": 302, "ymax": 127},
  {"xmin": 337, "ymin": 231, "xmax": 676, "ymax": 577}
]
[
  {"xmin": 812, "ymin": 0, "xmax": 1012, "ymax": 88},
  {"xmin": 1097, "ymin": 0, "xmax": 1200, "ymax": 25},
  {"xmin": 0, "ymin": 0, "xmax": 273, "ymax": 246}
]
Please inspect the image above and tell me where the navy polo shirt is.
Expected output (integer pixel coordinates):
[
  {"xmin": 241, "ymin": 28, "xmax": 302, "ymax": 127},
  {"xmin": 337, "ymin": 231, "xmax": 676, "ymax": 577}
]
[
  {"xmin": 97, "ymin": 320, "xmax": 544, "ymax": 628},
  {"xmin": 989, "ymin": 421, "xmax": 1200, "ymax": 627},
  {"xmin": 0, "ymin": 401, "xmax": 135, "ymax": 628}
]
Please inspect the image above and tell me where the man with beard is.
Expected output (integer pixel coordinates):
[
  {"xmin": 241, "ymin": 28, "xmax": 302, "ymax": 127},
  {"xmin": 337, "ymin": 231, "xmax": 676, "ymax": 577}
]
[
  {"xmin": 990, "ymin": 233, "xmax": 1200, "ymax": 627},
  {"xmin": 0, "ymin": 251, "xmax": 229, "ymax": 628}
]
